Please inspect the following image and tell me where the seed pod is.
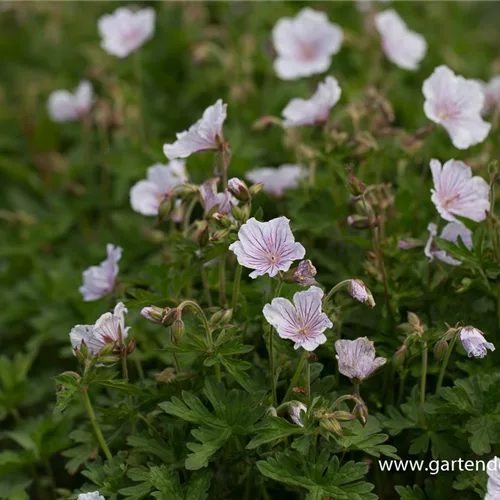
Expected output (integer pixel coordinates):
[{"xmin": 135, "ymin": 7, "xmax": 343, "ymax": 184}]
[
  {"xmin": 171, "ymin": 319, "xmax": 185, "ymax": 343},
  {"xmin": 332, "ymin": 411, "xmax": 357, "ymax": 421}
]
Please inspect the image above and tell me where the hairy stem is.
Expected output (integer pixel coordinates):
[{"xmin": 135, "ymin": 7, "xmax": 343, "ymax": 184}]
[
  {"xmin": 323, "ymin": 279, "xmax": 351, "ymax": 304},
  {"xmin": 219, "ymin": 253, "xmax": 227, "ymax": 308},
  {"xmin": 83, "ymin": 390, "xmax": 112, "ymax": 461},
  {"xmin": 232, "ymin": 264, "xmax": 243, "ymax": 312},
  {"xmin": 269, "ymin": 279, "xmax": 284, "ymax": 406},
  {"xmin": 420, "ymin": 340, "xmax": 428, "ymax": 407}
]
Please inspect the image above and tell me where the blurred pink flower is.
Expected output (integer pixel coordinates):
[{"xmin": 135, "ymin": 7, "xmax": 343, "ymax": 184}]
[
  {"xmin": 423, "ymin": 65, "xmax": 491, "ymax": 149},
  {"xmin": 263, "ymin": 286, "xmax": 333, "ymax": 351},
  {"xmin": 130, "ymin": 161, "xmax": 187, "ymax": 216},
  {"xmin": 374, "ymin": 10, "xmax": 427, "ymax": 70},
  {"xmin": 290, "ymin": 402, "xmax": 307, "ymax": 426},
  {"xmin": 430, "ymin": 159, "xmax": 490, "ymax": 223},
  {"xmin": 163, "ymin": 100, "xmax": 227, "ymax": 160},
  {"xmin": 272, "ymin": 8, "xmax": 343, "ymax": 80},
  {"xmin": 282, "ymin": 76, "xmax": 341, "ymax": 127},
  {"xmin": 229, "ymin": 217, "xmax": 305, "ymax": 278},
  {"xmin": 70, "ymin": 302, "xmax": 129, "ymax": 356},
  {"xmin": 459, "ymin": 326, "xmax": 494, "ymax": 358},
  {"xmin": 424, "ymin": 222, "xmax": 472, "ymax": 266},
  {"xmin": 47, "ymin": 81, "xmax": 93, "ymax": 122},
  {"xmin": 481, "ymin": 76, "xmax": 500, "ymax": 114},
  {"xmin": 335, "ymin": 337, "xmax": 386, "ymax": 381},
  {"xmin": 98, "ymin": 7, "xmax": 155, "ymax": 58},
  {"xmin": 347, "ymin": 280, "xmax": 375, "ymax": 308},
  {"xmin": 79, "ymin": 244, "xmax": 122, "ymax": 301},
  {"xmin": 200, "ymin": 178, "xmax": 236, "ymax": 217},
  {"xmin": 246, "ymin": 164, "xmax": 305, "ymax": 197}
]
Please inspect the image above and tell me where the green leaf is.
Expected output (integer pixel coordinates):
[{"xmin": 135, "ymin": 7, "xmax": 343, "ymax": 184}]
[
  {"xmin": 395, "ymin": 485, "xmax": 426, "ymax": 500},
  {"xmin": 185, "ymin": 427, "xmax": 231, "ymax": 470},
  {"xmin": 53, "ymin": 374, "xmax": 80, "ymax": 413},
  {"xmin": 246, "ymin": 417, "xmax": 304, "ymax": 449},
  {"xmin": 185, "ymin": 469, "xmax": 213, "ymax": 500}
]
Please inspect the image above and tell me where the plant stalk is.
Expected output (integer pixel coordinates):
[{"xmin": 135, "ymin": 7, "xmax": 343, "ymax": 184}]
[
  {"xmin": 435, "ymin": 334, "xmax": 456, "ymax": 393},
  {"xmin": 282, "ymin": 351, "xmax": 308, "ymax": 404},
  {"xmin": 83, "ymin": 390, "xmax": 112, "ymax": 461}
]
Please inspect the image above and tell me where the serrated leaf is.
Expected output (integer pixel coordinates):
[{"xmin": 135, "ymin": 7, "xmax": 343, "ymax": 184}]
[{"xmin": 246, "ymin": 417, "xmax": 304, "ymax": 449}]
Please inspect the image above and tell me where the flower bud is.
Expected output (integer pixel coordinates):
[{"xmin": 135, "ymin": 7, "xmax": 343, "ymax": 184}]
[
  {"xmin": 392, "ymin": 344, "xmax": 407, "ymax": 369},
  {"xmin": 213, "ymin": 213, "xmax": 233, "ymax": 229},
  {"xmin": 347, "ymin": 279, "xmax": 375, "ymax": 308},
  {"xmin": 347, "ymin": 214, "xmax": 371, "ymax": 229},
  {"xmin": 141, "ymin": 306, "xmax": 165, "ymax": 324},
  {"xmin": 126, "ymin": 338, "xmax": 136, "ymax": 354},
  {"xmin": 332, "ymin": 411, "xmax": 356, "ymax": 422},
  {"xmin": 210, "ymin": 309, "xmax": 233, "ymax": 326},
  {"xmin": 158, "ymin": 196, "xmax": 174, "ymax": 220},
  {"xmin": 249, "ymin": 182, "xmax": 264, "ymax": 196},
  {"xmin": 353, "ymin": 402, "xmax": 369, "ymax": 426},
  {"xmin": 347, "ymin": 165, "xmax": 366, "ymax": 196},
  {"xmin": 211, "ymin": 229, "xmax": 231, "ymax": 241},
  {"xmin": 161, "ymin": 307, "xmax": 178, "ymax": 327},
  {"xmin": 228, "ymin": 177, "xmax": 251, "ymax": 202},
  {"xmin": 230, "ymin": 204, "xmax": 245, "ymax": 221},
  {"xmin": 174, "ymin": 183, "xmax": 199, "ymax": 198},
  {"xmin": 171, "ymin": 318, "xmax": 185, "ymax": 343},
  {"xmin": 320, "ymin": 416, "xmax": 343, "ymax": 436},
  {"xmin": 433, "ymin": 337, "xmax": 448, "ymax": 361}
]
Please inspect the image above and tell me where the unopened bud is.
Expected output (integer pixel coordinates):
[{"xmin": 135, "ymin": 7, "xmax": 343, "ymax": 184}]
[
  {"xmin": 320, "ymin": 416, "xmax": 343, "ymax": 436},
  {"xmin": 249, "ymin": 182, "xmax": 264, "ymax": 196},
  {"xmin": 434, "ymin": 337, "xmax": 448, "ymax": 362},
  {"xmin": 210, "ymin": 309, "xmax": 233, "ymax": 326},
  {"xmin": 174, "ymin": 183, "xmax": 199, "ymax": 198},
  {"xmin": 213, "ymin": 213, "xmax": 233, "ymax": 229},
  {"xmin": 230, "ymin": 204, "xmax": 245, "ymax": 221},
  {"xmin": 211, "ymin": 229, "xmax": 231, "ymax": 241},
  {"xmin": 126, "ymin": 338, "xmax": 136, "ymax": 354},
  {"xmin": 347, "ymin": 165, "xmax": 366, "ymax": 196},
  {"xmin": 161, "ymin": 308, "xmax": 178, "ymax": 327},
  {"xmin": 171, "ymin": 319, "xmax": 185, "ymax": 343},
  {"xmin": 353, "ymin": 403, "xmax": 369, "ymax": 426},
  {"xmin": 332, "ymin": 411, "xmax": 356, "ymax": 422},
  {"xmin": 347, "ymin": 214, "xmax": 371, "ymax": 229},
  {"xmin": 347, "ymin": 279, "xmax": 375, "ymax": 308},
  {"xmin": 392, "ymin": 344, "xmax": 407, "ymax": 369},
  {"xmin": 141, "ymin": 306, "xmax": 165, "ymax": 324},
  {"xmin": 158, "ymin": 196, "xmax": 173, "ymax": 220},
  {"xmin": 228, "ymin": 178, "xmax": 250, "ymax": 202}
]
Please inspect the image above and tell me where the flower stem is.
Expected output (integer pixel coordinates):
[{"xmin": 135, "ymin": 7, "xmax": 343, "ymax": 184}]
[
  {"xmin": 282, "ymin": 351, "xmax": 308, "ymax": 404},
  {"xmin": 306, "ymin": 361, "xmax": 311, "ymax": 406},
  {"xmin": 269, "ymin": 280, "xmax": 284, "ymax": 406},
  {"xmin": 201, "ymin": 267, "xmax": 213, "ymax": 307},
  {"xmin": 182, "ymin": 196, "xmax": 198, "ymax": 236},
  {"xmin": 420, "ymin": 340, "xmax": 428, "ymax": 407},
  {"xmin": 219, "ymin": 253, "xmax": 227, "ymax": 308},
  {"xmin": 232, "ymin": 265, "xmax": 243, "ymax": 312},
  {"xmin": 178, "ymin": 300, "xmax": 213, "ymax": 348},
  {"xmin": 371, "ymin": 224, "xmax": 394, "ymax": 323},
  {"xmin": 121, "ymin": 351, "xmax": 129, "ymax": 381},
  {"xmin": 324, "ymin": 279, "xmax": 351, "ymax": 304},
  {"xmin": 134, "ymin": 50, "xmax": 146, "ymax": 144},
  {"xmin": 353, "ymin": 380, "xmax": 360, "ymax": 396},
  {"xmin": 82, "ymin": 390, "xmax": 112, "ymax": 461},
  {"xmin": 435, "ymin": 335, "xmax": 456, "ymax": 393}
]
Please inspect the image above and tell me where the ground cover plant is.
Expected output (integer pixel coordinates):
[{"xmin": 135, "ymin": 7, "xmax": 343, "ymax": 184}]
[{"xmin": 2, "ymin": 1, "xmax": 500, "ymax": 499}]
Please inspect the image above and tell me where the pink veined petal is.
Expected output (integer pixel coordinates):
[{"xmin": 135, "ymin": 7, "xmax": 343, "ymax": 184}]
[
  {"xmin": 293, "ymin": 286, "xmax": 333, "ymax": 334},
  {"xmin": 263, "ymin": 298, "xmax": 300, "ymax": 338}
]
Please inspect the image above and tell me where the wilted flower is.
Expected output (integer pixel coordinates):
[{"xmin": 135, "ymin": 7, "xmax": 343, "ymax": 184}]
[
  {"xmin": 229, "ymin": 216, "xmax": 306, "ymax": 278},
  {"xmin": 347, "ymin": 280, "xmax": 375, "ymax": 308},
  {"xmin": 459, "ymin": 326, "xmax": 494, "ymax": 358},
  {"xmin": 485, "ymin": 456, "xmax": 500, "ymax": 500},
  {"xmin": 424, "ymin": 222, "xmax": 472, "ymax": 266},
  {"xmin": 200, "ymin": 178, "xmax": 237, "ymax": 217},
  {"xmin": 335, "ymin": 337, "xmax": 386, "ymax": 382},
  {"xmin": 292, "ymin": 260, "xmax": 317, "ymax": 287},
  {"xmin": 282, "ymin": 76, "xmax": 341, "ymax": 127},
  {"xmin": 263, "ymin": 286, "xmax": 333, "ymax": 351},
  {"xmin": 272, "ymin": 8, "xmax": 343, "ymax": 80},
  {"xmin": 47, "ymin": 81, "xmax": 93, "ymax": 122},
  {"xmin": 423, "ymin": 65, "xmax": 491, "ymax": 149},
  {"xmin": 130, "ymin": 161, "xmax": 187, "ymax": 216},
  {"xmin": 374, "ymin": 10, "xmax": 427, "ymax": 71},
  {"xmin": 246, "ymin": 164, "xmax": 305, "ymax": 197},
  {"xmin": 430, "ymin": 159, "xmax": 490, "ymax": 223},
  {"xmin": 163, "ymin": 100, "xmax": 227, "ymax": 160},
  {"xmin": 70, "ymin": 302, "xmax": 130, "ymax": 356},
  {"xmin": 98, "ymin": 7, "xmax": 155, "ymax": 58},
  {"xmin": 481, "ymin": 76, "xmax": 500, "ymax": 114},
  {"xmin": 289, "ymin": 402, "xmax": 307, "ymax": 426},
  {"xmin": 79, "ymin": 244, "xmax": 122, "ymax": 301},
  {"xmin": 228, "ymin": 177, "xmax": 250, "ymax": 202},
  {"xmin": 77, "ymin": 493, "xmax": 105, "ymax": 500}
]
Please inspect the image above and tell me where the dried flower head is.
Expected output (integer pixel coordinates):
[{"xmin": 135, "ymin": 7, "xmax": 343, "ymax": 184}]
[
  {"xmin": 282, "ymin": 76, "xmax": 341, "ymax": 127},
  {"xmin": 423, "ymin": 65, "xmax": 491, "ymax": 149},
  {"xmin": 263, "ymin": 286, "xmax": 333, "ymax": 351},
  {"xmin": 430, "ymin": 159, "xmax": 490, "ymax": 223},
  {"xmin": 272, "ymin": 8, "xmax": 343, "ymax": 80},
  {"xmin": 289, "ymin": 402, "xmax": 307, "ymax": 427},
  {"xmin": 246, "ymin": 164, "xmax": 305, "ymax": 197},
  {"xmin": 229, "ymin": 217, "xmax": 306, "ymax": 278},
  {"xmin": 424, "ymin": 222, "xmax": 472, "ymax": 266},
  {"xmin": 347, "ymin": 280, "xmax": 375, "ymax": 308},
  {"xmin": 163, "ymin": 100, "xmax": 227, "ymax": 160},
  {"xmin": 98, "ymin": 7, "xmax": 155, "ymax": 58},
  {"xmin": 459, "ymin": 326, "xmax": 495, "ymax": 358},
  {"xmin": 374, "ymin": 10, "xmax": 427, "ymax": 71},
  {"xmin": 47, "ymin": 81, "xmax": 93, "ymax": 122},
  {"xmin": 335, "ymin": 337, "xmax": 386, "ymax": 382},
  {"xmin": 130, "ymin": 161, "xmax": 187, "ymax": 216},
  {"xmin": 79, "ymin": 244, "xmax": 122, "ymax": 301}
]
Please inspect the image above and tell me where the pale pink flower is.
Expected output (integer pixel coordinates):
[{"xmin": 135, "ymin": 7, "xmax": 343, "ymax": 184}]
[
  {"xmin": 163, "ymin": 100, "xmax": 227, "ymax": 160},
  {"xmin": 347, "ymin": 280, "xmax": 375, "ymax": 308},
  {"xmin": 282, "ymin": 76, "xmax": 341, "ymax": 127},
  {"xmin": 374, "ymin": 10, "xmax": 426, "ymax": 71},
  {"xmin": 430, "ymin": 159, "xmax": 490, "ymax": 223},
  {"xmin": 335, "ymin": 337, "xmax": 386, "ymax": 381},
  {"xmin": 79, "ymin": 244, "xmax": 122, "ymax": 301},
  {"xmin": 130, "ymin": 161, "xmax": 187, "ymax": 216},
  {"xmin": 70, "ymin": 303, "xmax": 129, "ymax": 356},
  {"xmin": 47, "ymin": 81, "xmax": 93, "ymax": 122},
  {"xmin": 459, "ymin": 326, "xmax": 494, "ymax": 359},
  {"xmin": 486, "ymin": 457, "xmax": 500, "ymax": 500},
  {"xmin": 78, "ymin": 493, "xmax": 105, "ymax": 500},
  {"xmin": 424, "ymin": 222, "xmax": 472, "ymax": 266},
  {"xmin": 423, "ymin": 65, "xmax": 491, "ymax": 149},
  {"xmin": 246, "ymin": 164, "xmax": 305, "ymax": 197},
  {"xmin": 481, "ymin": 76, "xmax": 500, "ymax": 114},
  {"xmin": 263, "ymin": 286, "xmax": 333, "ymax": 351},
  {"xmin": 289, "ymin": 402, "xmax": 307, "ymax": 426},
  {"xmin": 272, "ymin": 8, "xmax": 343, "ymax": 80},
  {"xmin": 199, "ymin": 178, "xmax": 237, "ymax": 217},
  {"xmin": 98, "ymin": 7, "xmax": 155, "ymax": 58},
  {"xmin": 229, "ymin": 217, "xmax": 305, "ymax": 278}
]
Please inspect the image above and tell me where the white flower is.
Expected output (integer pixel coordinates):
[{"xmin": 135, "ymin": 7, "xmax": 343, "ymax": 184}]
[
  {"xmin": 374, "ymin": 10, "xmax": 426, "ymax": 71},
  {"xmin": 289, "ymin": 402, "xmax": 307, "ymax": 427},
  {"xmin": 79, "ymin": 244, "xmax": 122, "ymax": 301},
  {"xmin": 272, "ymin": 8, "xmax": 343, "ymax": 80},
  {"xmin": 70, "ymin": 303, "xmax": 129, "ymax": 356},
  {"xmin": 47, "ymin": 81, "xmax": 93, "ymax": 122},
  {"xmin": 335, "ymin": 337, "xmax": 386, "ymax": 381},
  {"xmin": 246, "ymin": 164, "xmax": 305, "ymax": 197},
  {"xmin": 163, "ymin": 100, "xmax": 227, "ymax": 160},
  {"xmin": 423, "ymin": 65, "xmax": 491, "ymax": 149},
  {"xmin": 481, "ymin": 76, "xmax": 500, "ymax": 114},
  {"xmin": 130, "ymin": 161, "xmax": 187, "ymax": 216},
  {"xmin": 263, "ymin": 286, "xmax": 333, "ymax": 351},
  {"xmin": 98, "ymin": 7, "xmax": 155, "ymax": 58},
  {"xmin": 459, "ymin": 326, "xmax": 494, "ymax": 359},
  {"xmin": 282, "ymin": 76, "xmax": 341, "ymax": 127},
  {"xmin": 486, "ymin": 457, "xmax": 500, "ymax": 500},
  {"xmin": 78, "ymin": 492, "xmax": 105, "ymax": 500},
  {"xmin": 424, "ymin": 222, "xmax": 472, "ymax": 266},
  {"xmin": 430, "ymin": 159, "xmax": 490, "ymax": 223}
]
